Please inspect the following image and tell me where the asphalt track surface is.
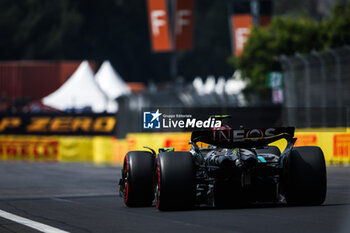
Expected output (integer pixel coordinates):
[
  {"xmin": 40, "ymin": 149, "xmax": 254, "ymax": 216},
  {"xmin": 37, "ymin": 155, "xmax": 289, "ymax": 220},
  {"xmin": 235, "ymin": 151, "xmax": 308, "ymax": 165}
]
[{"xmin": 0, "ymin": 162, "xmax": 349, "ymax": 233}]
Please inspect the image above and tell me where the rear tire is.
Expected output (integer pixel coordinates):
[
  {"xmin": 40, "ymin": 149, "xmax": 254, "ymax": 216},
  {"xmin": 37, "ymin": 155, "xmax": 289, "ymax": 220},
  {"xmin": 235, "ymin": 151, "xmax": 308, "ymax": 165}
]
[
  {"xmin": 156, "ymin": 152, "xmax": 196, "ymax": 211},
  {"xmin": 283, "ymin": 146, "xmax": 327, "ymax": 205},
  {"xmin": 121, "ymin": 151, "xmax": 154, "ymax": 207}
]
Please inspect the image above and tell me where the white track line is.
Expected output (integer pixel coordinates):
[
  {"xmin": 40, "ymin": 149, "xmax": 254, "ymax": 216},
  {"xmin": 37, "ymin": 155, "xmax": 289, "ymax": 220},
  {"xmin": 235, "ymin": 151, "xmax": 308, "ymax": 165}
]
[{"xmin": 0, "ymin": 209, "xmax": 69, "ymax": 233}]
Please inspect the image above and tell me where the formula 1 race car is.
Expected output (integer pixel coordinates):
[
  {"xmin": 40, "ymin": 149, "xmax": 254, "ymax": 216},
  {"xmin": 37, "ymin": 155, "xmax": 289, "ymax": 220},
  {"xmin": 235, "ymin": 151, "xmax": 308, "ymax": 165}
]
[{"xmin": 119, "ymin": 126, "xmax": 327, "ymax": 211}]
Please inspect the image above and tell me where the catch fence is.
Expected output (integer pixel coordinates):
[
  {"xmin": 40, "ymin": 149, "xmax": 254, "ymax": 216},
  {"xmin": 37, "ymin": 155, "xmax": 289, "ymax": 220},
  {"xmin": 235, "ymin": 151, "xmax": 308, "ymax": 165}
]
[{"xmin": 279, "ymin": 46, "xmax": 350, "ymax": 128}]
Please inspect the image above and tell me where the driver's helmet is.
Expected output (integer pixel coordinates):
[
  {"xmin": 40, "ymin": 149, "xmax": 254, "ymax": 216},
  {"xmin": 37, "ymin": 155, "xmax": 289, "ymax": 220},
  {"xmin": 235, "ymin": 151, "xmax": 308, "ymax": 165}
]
[
  {"xmin": 208, "ymin": 115, "xmax": 232, "ymax": 148},
  {"xmin": 210, "ymin": 115, "xmax": 232, "ymax": 130}
]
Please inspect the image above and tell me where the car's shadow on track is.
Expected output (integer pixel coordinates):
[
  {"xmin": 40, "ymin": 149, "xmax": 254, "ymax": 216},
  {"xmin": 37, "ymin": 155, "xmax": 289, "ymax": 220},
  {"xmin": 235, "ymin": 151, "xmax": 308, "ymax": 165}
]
[
  {"xmin": 117, "ymin": 196, "xmax": 350, "ymax": 212},
  {"xmin": 193, "ymin": 203, "xmax": 287, "ymax": 211},
  {"xmin": 191, "ymin": 202, "xmax": 350, "ymax": 211}
]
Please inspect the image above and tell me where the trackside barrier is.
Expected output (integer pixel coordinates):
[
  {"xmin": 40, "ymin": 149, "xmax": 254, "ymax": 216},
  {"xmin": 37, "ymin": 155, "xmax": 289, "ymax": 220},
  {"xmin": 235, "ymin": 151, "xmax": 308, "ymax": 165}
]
[
  {"xmin": 93, "ymin": 136, "xmax": 114, "ymax": 165},
  {"xmin": 59, "ymin": 137, "xmax": 93, "ymax": 163},
  {"xmin": 125, "ymin": 132, "xmax": 191, "ymax": 151},
  {"xmin": 271, "ymin": 128, "xmax": 350, "ymax": 164},
  {"xmin": 112, "ymin": 138, "xmax": 128, "ymax": 166},
  {"xmin": 0, "ymin": 135, "xmax": 59, "ymax": 162},
  {"xmin": 300, "ymin": 128, "xmax": 350, "ymax": 164},
  {"xmin": 110, "ymin": 132, "xmax": 192, "ymax": 165},
  {"xmin": 0, "ymin": 136, "xmax": 113, "ymax": 165},
  {"xmin": 0, "ymin": 128, "xmax": 349, "ymax": 165}
]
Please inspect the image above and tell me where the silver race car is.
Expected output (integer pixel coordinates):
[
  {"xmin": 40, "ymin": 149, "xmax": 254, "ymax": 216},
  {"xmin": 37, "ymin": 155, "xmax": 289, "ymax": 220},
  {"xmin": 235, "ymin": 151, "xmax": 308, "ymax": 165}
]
[{"xmin": 119, "ymin": 125, "xmax": 326, "ymax": 211}]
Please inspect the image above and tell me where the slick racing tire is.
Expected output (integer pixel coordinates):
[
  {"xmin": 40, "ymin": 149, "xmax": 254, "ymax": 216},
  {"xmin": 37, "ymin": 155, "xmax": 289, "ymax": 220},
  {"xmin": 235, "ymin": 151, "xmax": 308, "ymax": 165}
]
[
  {"xmin": 283, "ymin": 146, "xmax": 327, "ymax": 205},
  {"xmin": 121, "ymin": 151, "xmax": 155, "ymax": 207},
  {"xmin": 256, "ymin": 145, "xmax": 281, "ymax": 156},
  {"xmin": 156, "ymin": 152, "xmax": 196, "ymax": 211}
]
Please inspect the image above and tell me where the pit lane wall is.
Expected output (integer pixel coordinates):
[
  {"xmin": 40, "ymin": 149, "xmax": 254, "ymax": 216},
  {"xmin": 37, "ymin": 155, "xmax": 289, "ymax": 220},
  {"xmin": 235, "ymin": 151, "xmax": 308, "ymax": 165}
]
[{"xmin": 0, "ymin": 128, "xmax": 349, "ymax": 165}]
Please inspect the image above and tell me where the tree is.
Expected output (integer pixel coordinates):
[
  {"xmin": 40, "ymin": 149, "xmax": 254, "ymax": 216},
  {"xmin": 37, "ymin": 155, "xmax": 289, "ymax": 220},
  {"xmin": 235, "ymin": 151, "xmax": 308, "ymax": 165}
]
[
  {"xmin": 230, "ymin": 3, "xmax": 350, "ymax": 99},
  {"xmin": 0, "ymin": 0, "xmax": 83, "ymax": 59},
  {"xmin": 0, "ymin": 0, "xmax": 234, "ymax": 82},
  {"xmin": 324, "ymin": 3, "xmax": 350, "ymax": 49}
]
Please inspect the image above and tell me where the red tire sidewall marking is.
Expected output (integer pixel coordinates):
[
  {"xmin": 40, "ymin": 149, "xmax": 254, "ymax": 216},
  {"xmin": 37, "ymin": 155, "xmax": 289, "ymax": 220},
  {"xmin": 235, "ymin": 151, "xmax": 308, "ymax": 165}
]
[
  {"xmin": 156, "ymin": 155, "xmax": 161, "ymax": 209},
  {"xmin": 125, "ymin": 155, "xmax": 129, "ymax": 204}
]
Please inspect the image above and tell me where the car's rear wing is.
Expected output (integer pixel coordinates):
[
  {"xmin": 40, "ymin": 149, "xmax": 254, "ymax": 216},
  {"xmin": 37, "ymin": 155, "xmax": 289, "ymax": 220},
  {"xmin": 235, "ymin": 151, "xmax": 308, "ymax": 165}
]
[{"xmin": 191, "ymin": 127, "xmax": 295, "ymax": 149}]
